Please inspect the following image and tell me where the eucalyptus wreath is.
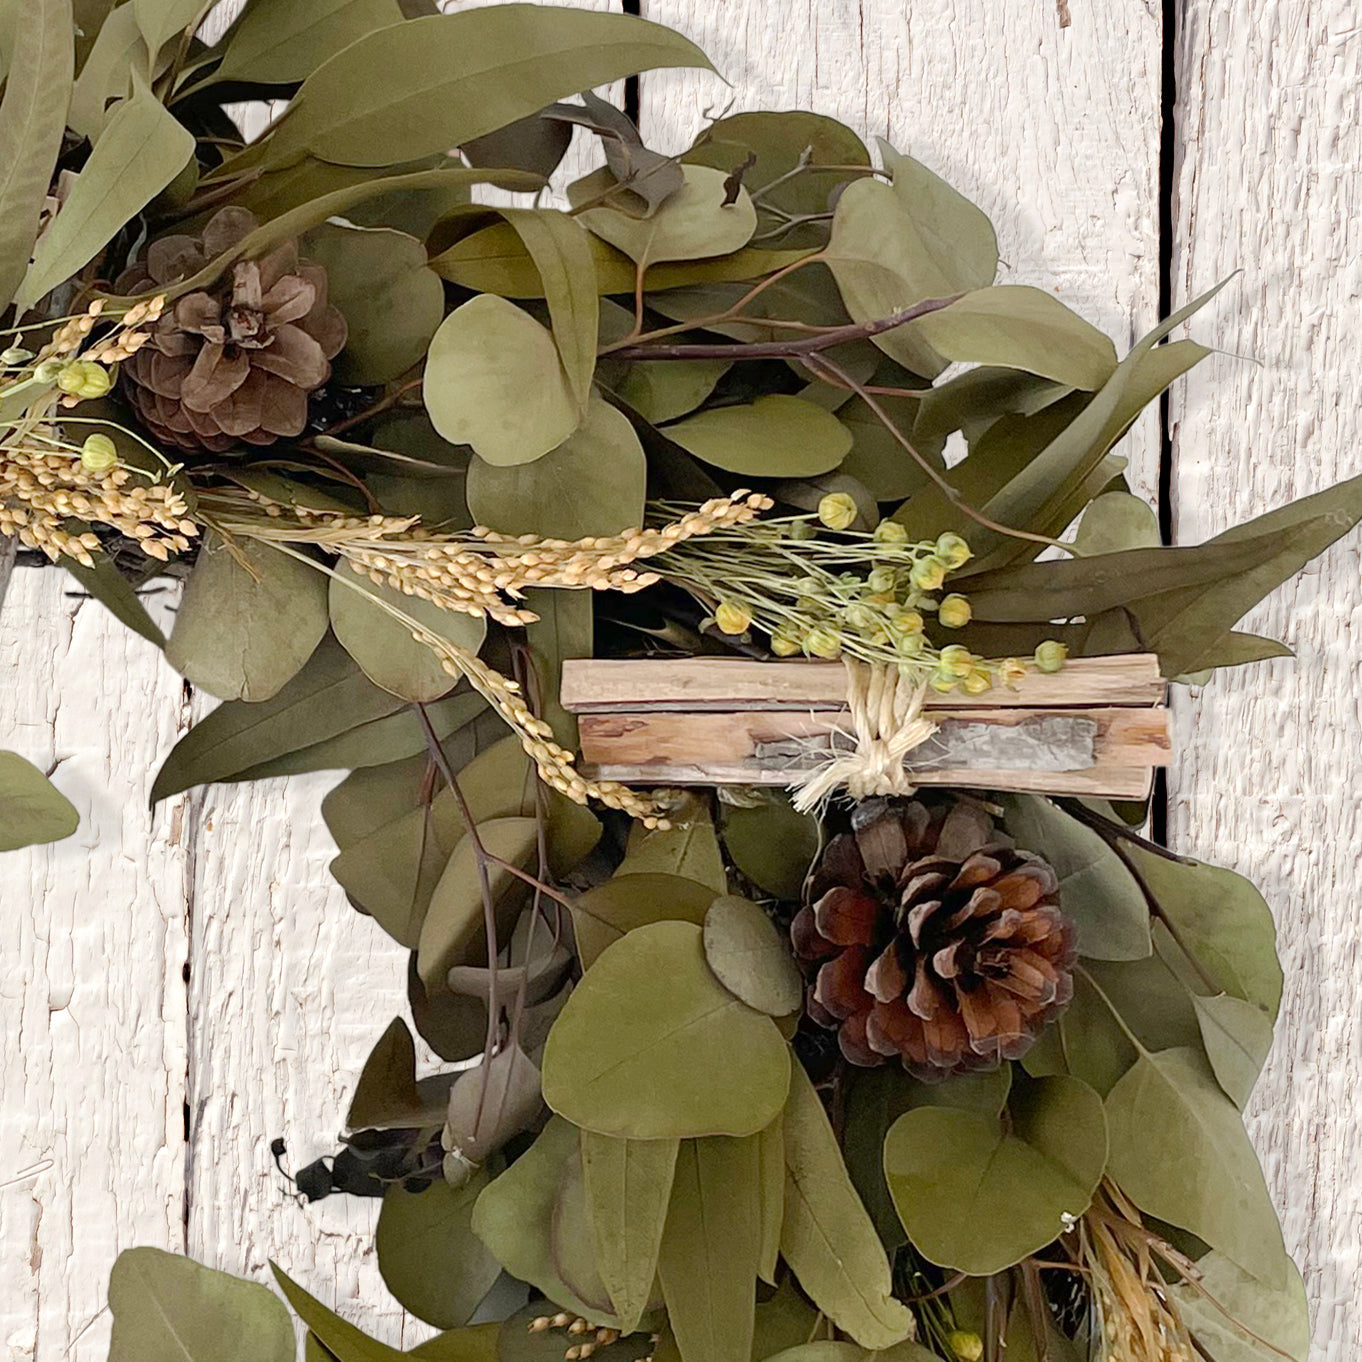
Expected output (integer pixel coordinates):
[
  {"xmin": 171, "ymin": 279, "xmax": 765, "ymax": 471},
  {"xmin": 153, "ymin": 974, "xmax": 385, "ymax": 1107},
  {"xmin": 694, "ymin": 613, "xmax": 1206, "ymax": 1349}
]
[{"xmin": 0, "ymin": 4, "xmax": 1347, "ymax": 1361}]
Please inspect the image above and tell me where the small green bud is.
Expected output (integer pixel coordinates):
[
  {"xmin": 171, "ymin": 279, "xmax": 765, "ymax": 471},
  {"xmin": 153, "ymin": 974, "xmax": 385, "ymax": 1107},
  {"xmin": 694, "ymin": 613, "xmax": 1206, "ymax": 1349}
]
[
  {"xmin": 894, "ymin": 631, "xmax": 925, "ymax": 657},
  {"xmin": 928, "ymin": 668, "xmax": 958, "ymax": 694},
  {"xmin": 714, "ymin": 600, "xmax": 753, "ymax": 636},
  {"xmin": 1035, "ymin": 640, "xmax": 1069, "ymax": 674},
  {"xmin": 872, "ymin": 519, "xmax": 909, "ymax": 545},
  {"xmin": 817, "ymin": 491, "xmax": 858, "ymax": 530},
  {"xmin": 33, "ymin": 357, "xmax": 65, "ymax": 383},
  {"xmin": 1, "ymin": 346, "xmax": 35, "ymax": 365},
  {"xmin": 888, "ymin": 607, "xmax": 924, "ymax": 636},
  {"xmin": 804, "ymin": 626, "xmax": 842, "ymax": 659},
  {"xmin": 945, "ymin": 1331, "xmax": 984, "ymax": 1362},
  {"xmin": 910, "ymin": 556, "xmax": 948, "ymax": 592},
  {"xmin": 770, "ymin": 627, "xmax": 802, "ymax": 657},
  {"xmin": 80, "ymin": 433, "xmax": 119, "ymax": 472},
  {"xmin": 935, "ymin": 532, "xmax": 972, "ymax": 569},
  {"xmin": 56, "ymin": 359, "xmax": 113, "ymax": 399},
  {"xmin": 867, "ymin": 565, "xmax": 899, "ymax": 595},
  {"xmin": 962, "ymin": 667, "xmax": 993, "ymax": 696},
  {"xmin": 938, "ymin": 593, "xmax": 972, "ymax": 628},
  {"xmin": 788, "ymin": 520, "xmax": 817, "ymax": 541},
  {"xmin": 939, "ymin": 644, "xmax": 974, "ymax": 679},
  {"xmin": 845, "ymin": 603, "xmax": 879, "ymax": 631}
]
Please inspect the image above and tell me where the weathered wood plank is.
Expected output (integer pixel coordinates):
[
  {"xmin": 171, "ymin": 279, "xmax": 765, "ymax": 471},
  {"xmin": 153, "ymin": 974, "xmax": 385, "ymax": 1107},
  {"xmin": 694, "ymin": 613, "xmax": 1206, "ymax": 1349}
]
[
  {"xmin": 1170, "ymin": 7, "xmax": 1362, "ymax": 1356},
  {"xmin": 562, "ymin": 654, "xmax": 1166, "ymax": 712},
  {"xmin": 0, "ymin": 570, "xmax": 189, "ymax": 1362}
]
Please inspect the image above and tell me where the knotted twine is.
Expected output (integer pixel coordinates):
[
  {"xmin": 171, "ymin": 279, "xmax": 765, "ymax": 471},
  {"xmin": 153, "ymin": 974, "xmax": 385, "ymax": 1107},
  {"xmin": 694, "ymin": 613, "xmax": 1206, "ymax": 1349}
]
[{"xmin": 789, "ymin": 659, "xmax": 938, "ymax": 813}]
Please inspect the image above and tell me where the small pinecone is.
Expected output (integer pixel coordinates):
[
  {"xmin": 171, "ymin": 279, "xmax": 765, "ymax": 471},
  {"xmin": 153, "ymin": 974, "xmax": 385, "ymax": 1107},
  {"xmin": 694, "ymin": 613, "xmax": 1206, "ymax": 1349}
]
[
  {"xmin": 115, "ymin": 207, "xmax": 346, "ymax": 452},
  {"xmin": 791, "ymin": 797, "xmax": 1076, "ymax": 1079}
]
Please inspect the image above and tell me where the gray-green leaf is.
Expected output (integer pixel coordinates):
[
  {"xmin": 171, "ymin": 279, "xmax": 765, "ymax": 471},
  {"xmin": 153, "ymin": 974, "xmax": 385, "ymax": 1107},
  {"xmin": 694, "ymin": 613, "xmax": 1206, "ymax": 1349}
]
[{"xmin": 0, "ymin": 751, "xmax": 78, "ymax": 852}]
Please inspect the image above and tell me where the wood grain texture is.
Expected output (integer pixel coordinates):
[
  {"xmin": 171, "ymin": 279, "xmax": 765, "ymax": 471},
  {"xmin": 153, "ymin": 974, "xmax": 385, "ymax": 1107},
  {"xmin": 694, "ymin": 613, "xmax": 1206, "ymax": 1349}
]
[{"xmin": 1169, "ymin": 6, "xmax": 1362, "ymax": 1357}]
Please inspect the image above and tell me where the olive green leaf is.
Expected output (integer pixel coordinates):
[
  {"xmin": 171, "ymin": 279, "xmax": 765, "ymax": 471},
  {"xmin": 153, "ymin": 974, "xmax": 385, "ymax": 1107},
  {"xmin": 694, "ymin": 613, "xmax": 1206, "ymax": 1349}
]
[
  {"xmin": 545, "ymin": 91, "xmax": 681, "ymax": 216},
  {"xmin": 0, "ymin": 751, "xmax": 79, "ymax": 853},
  {"xmin": 302, "ymin": 223, "xmax": 444, "ymax": 384},
  {"xmin": 167, "ymin": 535, "xmax": 329, "ymax": 703},
  {"xmin": 840, "ymin": 1067, "xmax": 916, "ymax": 1253},
  {"xmin": 322, "ymin": 752, "xmax": 430, "ymax": 849},
  {"xmin": 19, "ymin": 68, "xmax": 193, "ymax": 310},
  {"xmin": 996, "ymin": 795, "xmax": 1150, "ymax": 961},
  {"xmin": 751, "ymin": 1279, "xmax": 832, "ymax": 1361},
  {"xmin": 417, "ymin": 815, "xmax": 539, "ymax": 987},
  {"xmin": 108, "ymin": 1248, "xmax": 294, "ymax": 1362},
  {"xmin": 1104, "ymin": 1046, "xmax": 1288, "ymax": 1285},
  {"xmin": 663, "ymin": 395, "xmax": 852, "ymax": 478},
  {"xmin": 462, "ymin": 112, "xmax": 572, "ymax": 179},
  {"xmin": 213, "ymin": 0, "xmax": 405, "ymax": 85},
  {"xmin": 410, "ymin": 960, "xmax": 488, "ymax": 1066},
  {"xmin": 376, "ymin": 1172, "xmax": 501, "ymax": 1329},
  {"xmin": 132, "ymin": 0, "xmax": 201, "ymax": 61},
  {"xmin": 618, "ymin": 796, "xmax": 727, "ymax": 893},
  {"xmin": 444, "ymin": 1042, "xmax": 545, "ymax": 1165},
  {"xmin": 68, "ymin": 5, "xmax": 145, "ymax": 139},
  {"xmin": 569, "ymin": 872, "xmax": 717, "ymax": 970},
  {"xmin": 523, "ymin": 585, "xmax": 593, "ymax": 750},
  {"xmin": 554, "ymin": 1149, "xmax": 619, "ymax": 1314},
  {"xmin": 346, "ymin": 1017, "xmax": 448, "ymax": 1128},
  {"xmin": 657, "ymin": 1136, "xmax": 763, "ymax": 1362},
  {"xmin": 273, "ymin": 1262, "xmax": 408, "ymax": 1362},
  {"xmin": 615, "ymin": 359, "xmax": 731, "ymax": 425},
  {"xmin": 883, "ymin": 1074, "xmax": 1107, "ymax": 1275},
  {"xmin": 683, "ymin": 110, "xmax": 871, "ymax": 249},
  {"xmin": 329, "ymin": 573, "xmax": 485, "ymax": 704},
  {"xmin": 1192, "ymin": 993, "xmax": 1275, "ymax": 1109},
  {"xmin": 0, "ymin": 0, "xmax": 73, "ymax": 313},
  {"xmin": 263, "ymin": 8, "xmax": 713, "ymax": 167},
  {"xmin": 573, "ymin": 164, "xmax": 757, "ymax": 265},
  {"xmin": 756, "ymin": 1113, "xmax": 785, "ymax": 1284},
  {"xmin": 907, "ymin": 286, "xmax": 1117, "ymax": 391},
  {"xmin": 581, "ymin": 1131, "xmax": 679, "ymax": 1332},
  {"xmin": 408, "ymin": 1323, "xmax": 502, "ymax": 1362},
  {"xmin": 1168, "ymin": 1251, "xmax": 1310, "ymax": 1362},
  {"xmin": 472, "ymin": 1117, "xmax": 625, "ymax": 1326},
  {"xmin": 837, "ymin": 392, "xmax": 943, "ymax": 502},
  {"xmin": 424, "ymin": 296, "xmax": 580, "ymax": 466},
  {"xmin": 912, "ymin": 365, "xmax": 1073, "ymax": 448},
  {"xmin": 703, "ymin": 896, "xmax": 803, "ymax": 1018},
  {"xmin": 1125, "ymin": 847, "xmax": 1283, "ymax": 1018},
  {"xmin": 722, "ymin": 793, "xmax": 819, "ymax": 901},
  {"xmin": 780, "ymin": 1065, "xmax": 914, "ymax": 1349},
  {"xmin": 62, "ymin": 552, "xmax": 165, "ymax": 648},
  {"xmin": 542, "ymin": 921, "xmax": 791, "ymax": 1139},
  {"xmin": 1074, "ymin": 489, "xmax": 1161, "ymax": 555},
  {"xmin": 466, "ymin": 393, "xmax": 646, "ymax": 541}
]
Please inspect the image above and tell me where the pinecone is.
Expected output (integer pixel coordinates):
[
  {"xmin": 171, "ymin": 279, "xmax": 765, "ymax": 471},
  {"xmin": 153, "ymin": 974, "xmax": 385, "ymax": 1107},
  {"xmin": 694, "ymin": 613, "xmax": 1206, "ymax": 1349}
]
[
  {"xmin": 791, "ymin": 797, "xmax": 1076, "ymax": 1079},
  {"xmin": 114, "ymin": 207, "xmax": 346, "ymax": 452}
]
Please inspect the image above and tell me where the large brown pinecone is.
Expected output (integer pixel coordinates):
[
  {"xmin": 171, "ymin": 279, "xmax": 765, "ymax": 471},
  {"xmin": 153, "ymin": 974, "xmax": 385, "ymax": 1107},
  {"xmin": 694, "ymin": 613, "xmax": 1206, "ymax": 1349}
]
[
  {"xmin": 791, "ymin": 797, "xmax": 1076, "ymax": 1079},
  {"xmin": 115, "ymin": 207, "xmax": 346, "ymax": 452}
]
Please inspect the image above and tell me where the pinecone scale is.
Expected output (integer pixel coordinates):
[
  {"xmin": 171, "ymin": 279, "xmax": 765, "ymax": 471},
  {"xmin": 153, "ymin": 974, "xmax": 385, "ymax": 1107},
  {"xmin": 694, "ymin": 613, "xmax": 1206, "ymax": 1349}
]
[{"xmin": 792, "ymin": 797, "xmax": 1076, "ymax": 1079}]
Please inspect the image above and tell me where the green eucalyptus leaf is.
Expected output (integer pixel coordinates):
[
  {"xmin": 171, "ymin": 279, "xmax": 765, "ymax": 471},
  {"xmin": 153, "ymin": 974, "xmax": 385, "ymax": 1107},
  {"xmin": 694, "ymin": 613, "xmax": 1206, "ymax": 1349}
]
[
  {"xmin": 444, "ymin": 1042, "xmax": 545, "ymax": 1164},
  {"xmin": 108, "ymin": 1248, "xmax": 294, "ymax": 1362},
  {"xmin": 883, "ymin": 1074, "xmax": 1107, "ymax": 1274},
  {"xmin": 166, "ymin": 535, "xmax": 329, "ymax": 703},
  {"xmin": 410, "ymin": 1323, "xmax": 502, "ymax": 1362},
  {"xmin": 663, "ymin": 394, "xmax": 852, "ymax": 477},
  {"xmin": 462, "ymin": 111, "xmax": 572, "ymax": 179},
  {"xmin": 62, "ymin": 552, "xmax": 165, "ymax": 648},
  {"xmin": 573, "ymin": 164, "xmax": 757, "ymax": 265},
  {"xmin": 424, "ymin": 295, "xmax": 580, "ymax": 466},
  {"xmin": 0, "ymin": 0, "xmax": 74, "ymax": 313},
  {"xmin": 273, "ymin": 1262, "xmax": 407, "ymax": 1362},
  {"xmin": 997, "ymin": 795, "xmax": 1151, "ymax": 961},
  {"xmin": 302, "ymin": 222, "xmax": 444, "ymax": 384},
  {"xmin": 581, "ymin": 1131, "xmax": 679, "ymax": 1333},
  {"xmin": 569, "ymin": 872, "xmax": 717, "ymax": 970},
  {"xmin": 472, "ymin": 1117, "xmax": 625, "ymax": 1326},
  {"xmin": 330, "ymin": 802, "xmax": 447, "ymax": 946},
  {"xmin": 618, "ymin": 796, "xmax": 727, "ymax": 893},
  {"xmin": 1074, "ymin": 490, "xmax": 1161, "ymax": 555},
  {"xmin": 1168, "ymin": 1251, "xmax": 1309, "ymax": 1362},
  {"xmin": 466, "ymin": 393, "xmax": 646, "ymax": 541},
  {"xmin": 837, "ymin": 392, "xmax": 943, "ymax": 502},
  {"xmin": 68, "ymin": 5, "xmax": 145, "ymax": 140},
  {"xmin": 523, "ymin": 585, "xmax": 593, "ymax": 750},
  {"xmin": 756, "ymin": 1113, "xmax": 784, "ymax": 1284},
  {"xmin": 19, "ymin": 69, "xmax": 193, "ymax": 309},
  {"xmin": 376, "ymin": 1173, "xmax": 501, "ymax": 1329},
  {"xmin": 722, "ymin": 793, "xmax": 819, "ymax": 901},
  {"xmin": 751, "ymin": 1279, "xmax": 831, "ymax": 1361},
  {"xmin": 263, "ymin": 8, "xmax": 713, "ymax": 167},
  {"xmin": 615, "ymin": 359, "xmax": 731, "ymax": 424},
  {"xmin": 779, "ymin": 1065, "xmax": 914, "ymax": 1349},
  {"xmin": 703, "ymin": 895, "xmax": 803, "ymax": 1018},
  {"xmin": 214, "ymin": 0, "xmax": 405, "ymax": 84},
  {"xmin": 553, "ymin": 1148, "xmax": 618, "ymax": 1315},
  {"xmin": 657, "ymin": 1136, "xmax": 762, "ymax": 1362},
  {"xmin": 329, "ymin": 573, "xmax": 485, "ymax": 704},
  {"xmin": 0, "ymin": 751, "xmax": 78, "ymax": 852},
  {"xmin": 346, "ymin": 1017, "xmax": 447, "ymax": 1128},
  {"xmin": 542, "ymin": 921, "xmax": 791, "ymax": 1139},
  {"xmin": 1192, "ymin": 993, "xmax": 1275, "ymax": 1109},
  {"xmin": 1104, "ymin": 1046, "xmax": 1288, "ymax": 1286},
  {"xmin": 908, "ymin": 286, "xmax": 1117, "ymax": 391},
  {"xmin": 132, "ymin": 0, "xmax": 201, "ymax": 60}
]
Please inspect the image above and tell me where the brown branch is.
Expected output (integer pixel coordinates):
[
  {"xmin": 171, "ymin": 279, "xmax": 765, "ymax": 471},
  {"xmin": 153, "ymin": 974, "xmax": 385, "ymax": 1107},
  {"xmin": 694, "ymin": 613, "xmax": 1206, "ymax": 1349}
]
[{"xmin": 603, "ymin": 295, "xmax": 962, "ymax": 361}]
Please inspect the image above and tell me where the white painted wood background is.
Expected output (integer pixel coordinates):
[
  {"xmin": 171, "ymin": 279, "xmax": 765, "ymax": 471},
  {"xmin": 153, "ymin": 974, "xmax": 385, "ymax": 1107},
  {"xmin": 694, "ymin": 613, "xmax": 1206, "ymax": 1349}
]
[{"xmin": 0, "ymin": 1, "xmax": 1358, "ymax": 1358}]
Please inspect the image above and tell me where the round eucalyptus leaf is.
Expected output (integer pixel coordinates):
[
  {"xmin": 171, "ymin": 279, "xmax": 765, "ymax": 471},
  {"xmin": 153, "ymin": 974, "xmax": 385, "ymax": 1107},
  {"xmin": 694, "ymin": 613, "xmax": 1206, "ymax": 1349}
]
[
  {"xmin": 703, "ymin": 895, "xmax": 803, "ymax": 1017},
  {"xmin": 1074, "ymin": 490, "xmax": 1161, "ymax": 556},
  {"xmin": 376, "ymin": 1172, "xmax": 501, "ymax": 1329},
  {"xmin": 722, "ymin": 795, "xmax": 819, "ymax": 900},
  {"xmin": 466, "ymin": 392, "xmax": 646, "ymax": 539},
  {"xmin": 1168, "ymin": 1251, "xmax": 1309, "ymax": 1362},
  {"xmin": 615, "ymin": 358, "xmax": 731, "ymax": 424},
  {"xmin": 424, "ymin": 295, "xmax": 580, "ymax": 466},
  {"xmin": 329, "ymin": 573, "xmax": 486, "ymax": 703},
  {"xmin": 883, "ymin": 1074, "xmax": 1107, "ymax": 1274},
  {"xmin": 569, "ymin": 872, "xmax": 718, "ymax": 969},
  {"xmin": 542, "ymin": 920, "xmax": 791, "ymax": 1139},
  {"xmin": 573, "ymin": 164, "xmax": 756, "ymax": 264},
  {"xmin": 663, "ymin": 394, "xmax": 852, "ymax": 476}
]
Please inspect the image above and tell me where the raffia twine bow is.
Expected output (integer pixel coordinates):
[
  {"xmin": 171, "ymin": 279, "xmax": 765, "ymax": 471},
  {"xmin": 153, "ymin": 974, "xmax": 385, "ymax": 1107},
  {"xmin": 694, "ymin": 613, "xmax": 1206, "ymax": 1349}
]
[{"xmin": 789, "ymin": 659, "xmax": 938, "ymax": 813}]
